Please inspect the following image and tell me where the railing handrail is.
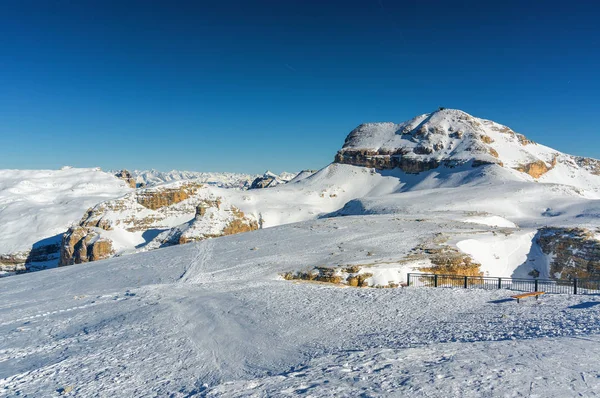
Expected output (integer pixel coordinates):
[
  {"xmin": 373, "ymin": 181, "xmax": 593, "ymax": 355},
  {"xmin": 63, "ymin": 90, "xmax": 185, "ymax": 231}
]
[
  {"xmin": 406, "ymin": 272, "xmax": 591, "ymax": 295},
  {"xmin": 407, "ymin": 273, "xmax": 577, "ymax": 283}
]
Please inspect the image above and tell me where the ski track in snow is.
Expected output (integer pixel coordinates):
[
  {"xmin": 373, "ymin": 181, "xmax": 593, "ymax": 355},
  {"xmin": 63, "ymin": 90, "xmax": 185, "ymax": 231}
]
[{"xmin": 179, "ymin": 239, "xmax": 214, "ymax": 284}]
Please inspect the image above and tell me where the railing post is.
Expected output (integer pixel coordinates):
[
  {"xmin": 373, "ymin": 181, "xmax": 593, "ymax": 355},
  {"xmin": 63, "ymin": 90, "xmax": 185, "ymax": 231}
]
[
  {"xmin": 498, "ymin": 277, "xmax": 502, "ymax": 289},
  {"xmin": 407, "ymin": 273, "xmax": 411, "ymax": 287},
  {"xmin": 534, "ymin": 279, "xmax": 538, "ymax": 292},
  {"xmin": 464, "ymin": 276, "xmax": 468, "ymax": 289},
  {"xmin": 434, "ymin": 274, "xmax": 438, "ymax": 288},
  {"xmin": 574, "ymin": 278, "xmax": 578, "ymax": 295}
]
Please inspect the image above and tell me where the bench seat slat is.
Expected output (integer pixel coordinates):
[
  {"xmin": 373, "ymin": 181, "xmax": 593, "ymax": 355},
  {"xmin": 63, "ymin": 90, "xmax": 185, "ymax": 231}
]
[{"xmin": 511, "ymin": 292, "xmax": 545, "ymax": 301}]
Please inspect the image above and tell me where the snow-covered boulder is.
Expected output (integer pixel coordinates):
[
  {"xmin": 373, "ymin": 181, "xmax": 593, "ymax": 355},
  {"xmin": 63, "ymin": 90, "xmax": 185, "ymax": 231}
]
[{"xmin": 142, "ymin": 198, "xmax": 259, "ymax": 250}]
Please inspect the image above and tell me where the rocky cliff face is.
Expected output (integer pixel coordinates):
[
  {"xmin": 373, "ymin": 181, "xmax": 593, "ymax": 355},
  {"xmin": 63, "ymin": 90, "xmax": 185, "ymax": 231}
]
[
  {"xmin": 135, "ymin": 183, "xmax": 201, "ymax": 210},
  {"xmin": 1, "ymin": 247, "xmax": 61, "ymax": 273},
  {"xmin": 537, "ymin": 227, "xmax": 600, "ymax": 280},
  {"xmin": 59, "ymin": 227, "xmax": 114, "ymax": 266},
  {"xmin": 77, "ymin": 181, "xmax": 204, "ymax": 234},
  {"xmin": 59, "ymin": 181, "xmax": 259, "ymax": 266},
  {"xmin": 0, "ymin": 255, "xmax": 28, "ymax": 273}
]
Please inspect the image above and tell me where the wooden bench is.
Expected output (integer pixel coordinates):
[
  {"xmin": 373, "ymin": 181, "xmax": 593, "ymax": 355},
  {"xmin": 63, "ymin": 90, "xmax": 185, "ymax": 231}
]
[{"xmin": 511, "ymin": 292, "xmax": 545, "ymax": 303}]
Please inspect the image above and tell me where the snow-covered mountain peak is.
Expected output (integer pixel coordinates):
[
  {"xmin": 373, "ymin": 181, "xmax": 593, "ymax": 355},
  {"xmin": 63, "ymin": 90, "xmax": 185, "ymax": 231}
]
[
  {"xmin": 336, "ymin": 108, "xmax": 600, "ymax": 184},
  {"xmin": 340, "ymin": 108, "xmax": 526, "ymax": 160}
]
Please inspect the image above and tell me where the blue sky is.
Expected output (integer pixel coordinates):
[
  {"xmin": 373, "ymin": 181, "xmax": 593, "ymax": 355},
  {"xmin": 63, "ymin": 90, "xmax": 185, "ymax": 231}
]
[{"xmin": 1, "ymin": 1, "xmax": 599, "ymax": 173}]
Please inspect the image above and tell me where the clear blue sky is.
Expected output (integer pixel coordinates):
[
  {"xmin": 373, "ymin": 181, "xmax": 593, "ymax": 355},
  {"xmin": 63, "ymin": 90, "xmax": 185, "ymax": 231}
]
[{"xmin": 1, "ymin": 1, "xmax": 599, "ymax": 173}]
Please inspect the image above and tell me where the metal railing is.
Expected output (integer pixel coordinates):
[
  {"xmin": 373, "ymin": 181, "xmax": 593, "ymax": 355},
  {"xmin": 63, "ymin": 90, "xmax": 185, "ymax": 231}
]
[{"xmin": 406, "ymin": 273, "xmax": 600, "ymax": 295}]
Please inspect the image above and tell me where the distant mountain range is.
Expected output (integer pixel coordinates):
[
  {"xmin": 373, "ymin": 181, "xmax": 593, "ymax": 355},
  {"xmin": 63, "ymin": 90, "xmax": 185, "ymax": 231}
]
[{"xmin": 123, "ymin": 169, "xmax": 298, "ymax": 189}]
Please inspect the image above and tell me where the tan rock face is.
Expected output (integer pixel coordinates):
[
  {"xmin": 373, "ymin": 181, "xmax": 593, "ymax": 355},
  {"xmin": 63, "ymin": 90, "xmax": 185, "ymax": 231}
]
[
  {"xmin": 488, "ymin": 125, "xmax": 534, "ymax": 145},
  {"xmin": 0, "ymin": 254, "xmax": 28, "ymax": 272},
  {"xmin": 178, "ymin": 204, "xmax": 258, "ymax": 245},
  {"xmin": 80, "ymin": 208, "xmax": 114, "ymax": 230},
  {"xmin": 115, "ymin": 169, "xmax": 137, "ymax": 189},
  {"xmin": 77, "ymin": 182, "xmax": 205, "ymax": 234},
  {"xmin": 222, "ymin": 208, "xmax": 259, "ymax": 236},
  {"xmin": 538, "ymin": 227, "xmax": 600, "ymax": 280},
  {"xmin": 59, "ymin": 226, "xmax": 114, "ymax": 266},
  {"xmin": 418, "ymin": 247, "xmax": 482, "ymax": 276},
  {"xmin": 136, "ymin": 183, "xmax": 202, "ymax": 210},
  {"xmin": 480, "ymin": 134, "xmax": 494, "ymax": 144},
  {"xmin": 515, "ymin": 160, "xmax": 551, "ymax": 178}
]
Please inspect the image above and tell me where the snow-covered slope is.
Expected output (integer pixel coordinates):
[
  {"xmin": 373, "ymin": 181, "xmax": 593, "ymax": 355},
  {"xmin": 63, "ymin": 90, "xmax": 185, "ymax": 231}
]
[
  {"xmin": 3, "ymin": 216, "xmax": 600, "ymax": 396},
  {"xmin": 0, "ymin": 168, "xmax": 132, "ymax": 274},
  {"xmin": 59, "ymin": 163, "xmax": 408, "ymax": 264}
]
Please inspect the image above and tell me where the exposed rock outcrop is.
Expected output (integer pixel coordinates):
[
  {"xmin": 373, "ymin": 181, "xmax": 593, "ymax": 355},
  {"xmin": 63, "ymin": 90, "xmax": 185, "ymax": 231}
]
[
  {"xmin": 515, "ymin": 160, "xmax": 551, "ymax": 179},
  {"xmin": 333, "ymin": 111, "xmax": 505, "ymax": 172},
  {"xmin": 250, "ymin": 175, "xmax": 277, "ymax": 189},
  {"xmin": 115, "ymin": 169, "xmax": 137, "ymax": 189},
  {"xmin": 59, "ymin": 182, "xmax": 260, "ymax": 266},
  {"xmin": 574, "ymin": 157, "xmax": 600, "ymax": 176},
  {"xmin": 153, "ymin": 199, "xmax": 259, "ymax": 247},
  {"xmin": 59, "ymin": 226, "xmax": 114, "ymax": 266},
  {"xmin": 249, "ymin": 171, "xmax": 293, "ymax": 189},
  {"xmin": 78, "ymin": 182, "xmax": 204, "ymax": 233},
  {"xmin": 537, "ymin": 227, "xmax": 600, "ymax": 280},
  {"xmin": 514, "ymin": 156, "xmax": 557, "ymax": 179},
  {"xmin": 0, "ymin": 255, "xmax": 28, "ymax": 273},
  {"xmin": 136, "ymin": 183, "xmax": 202, "ymax": 210}
]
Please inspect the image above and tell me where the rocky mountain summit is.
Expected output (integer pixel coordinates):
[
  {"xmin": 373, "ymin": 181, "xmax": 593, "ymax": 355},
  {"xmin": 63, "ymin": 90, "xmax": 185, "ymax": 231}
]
[{"xmin": 335, "ymin": 108, "xmax": 600, "ymax": 182}]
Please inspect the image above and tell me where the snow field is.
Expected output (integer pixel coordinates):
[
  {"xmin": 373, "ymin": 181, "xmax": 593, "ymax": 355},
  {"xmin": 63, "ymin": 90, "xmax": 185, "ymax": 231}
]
[
  {"xmin": 0, "ymin": 168, "xmax": 131, "ymax": 256},
  {"xmin": 2, "ymin": 215, "xmax": 600, "ymax": 396}
]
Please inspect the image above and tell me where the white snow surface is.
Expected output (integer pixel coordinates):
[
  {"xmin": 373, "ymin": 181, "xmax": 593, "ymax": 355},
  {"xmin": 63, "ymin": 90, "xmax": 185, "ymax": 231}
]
[
  {"xmin": 0, "ymin": 168, "xmax": 132, "ymax": 255},
  {"xmin": 3, "ymin": 215, "xmax": 600, "ymax": 397}
]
